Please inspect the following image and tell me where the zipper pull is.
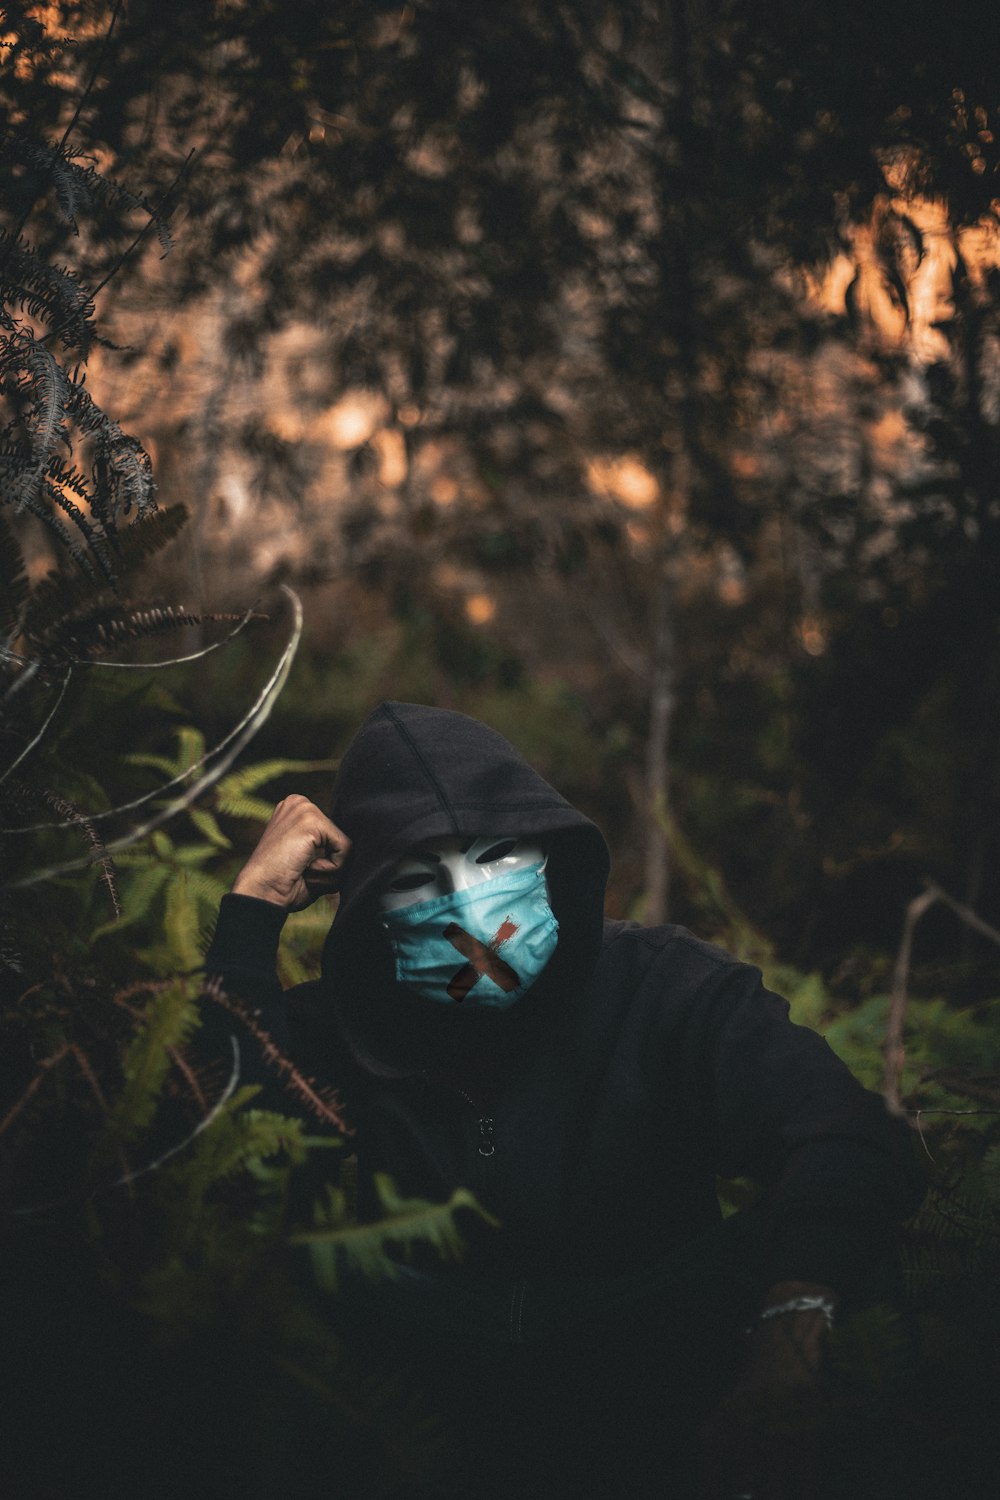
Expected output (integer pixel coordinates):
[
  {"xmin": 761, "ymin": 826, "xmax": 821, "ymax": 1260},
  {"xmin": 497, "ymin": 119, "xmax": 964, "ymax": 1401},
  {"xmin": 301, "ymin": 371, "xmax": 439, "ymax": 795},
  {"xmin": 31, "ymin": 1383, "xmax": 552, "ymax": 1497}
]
[{"xmin": 478, "ymin": 1116, "xmax": 496, "ymax": 1157}]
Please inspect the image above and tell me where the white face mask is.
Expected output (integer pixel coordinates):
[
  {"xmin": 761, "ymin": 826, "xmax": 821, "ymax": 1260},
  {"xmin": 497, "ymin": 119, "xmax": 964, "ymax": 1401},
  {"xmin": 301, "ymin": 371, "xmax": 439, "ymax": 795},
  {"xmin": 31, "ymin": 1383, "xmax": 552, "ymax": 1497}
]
[
  {"xmin": 379, "ymin": 837, "xmax": 548, "ymax": 910},
  {"xmin": 377, "ymin": 837, "xmax": 558, "ymax": 1006}
]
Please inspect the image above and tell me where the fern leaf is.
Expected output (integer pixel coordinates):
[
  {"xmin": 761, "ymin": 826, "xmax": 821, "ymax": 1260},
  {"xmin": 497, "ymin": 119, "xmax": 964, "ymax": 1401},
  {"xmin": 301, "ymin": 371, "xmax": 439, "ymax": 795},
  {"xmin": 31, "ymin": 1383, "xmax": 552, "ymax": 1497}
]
[
  {"xmin": 187, "ymin": 806, "xmax": 231, "ymax": 849},
  {"xmin": 291, "ymin": 1175, "xmax": 499, "ymax": 1292},
  {"xmin": 0, "ymin": 234, "xmax": 96, "ymax": 350},
  {"xmin": 42, "ymin": 476, "xmax": 115, "ymax": 582},
  {"xmin": 124, "ymin": 751, "xmax": 183, "ymax": 777},
  {"xmin": 108, "ymin": 504, "xmax": 188, "ymax": 571},
  {"xmin": 0, "ymin": 332, "xmax": 73, "ymax": 465},
  {"xmin": 92, "ymin": 861, "xmax": 170, "ymax": 940},
  {"xmin": 23, "ymin": 598, "xmax": 242, "ymax": 660},
  {"xmin": 214, "ymin": 757, "xmax": 339, "ymax": 818},
  {"xmin": 9, "ymin": 142, "xmax": 173, "ymax": 253},
  {"xmin": 162, "ymin": 870, "xmax": 208, "ymax": 972},
  {"xmin": 10, "ymin": 588, "xmax": 303, "ymax": 887},
  {"xmin": 34, "ymin": 783, "xmax": 120, "ymax": 915},
  {"xmin": 170, "ymin": 1098, "xmax": 303, "ymax": 1224},
  {"xmin": 105, "ymin": 980, "xmax": 201, "ymax": 1148}
]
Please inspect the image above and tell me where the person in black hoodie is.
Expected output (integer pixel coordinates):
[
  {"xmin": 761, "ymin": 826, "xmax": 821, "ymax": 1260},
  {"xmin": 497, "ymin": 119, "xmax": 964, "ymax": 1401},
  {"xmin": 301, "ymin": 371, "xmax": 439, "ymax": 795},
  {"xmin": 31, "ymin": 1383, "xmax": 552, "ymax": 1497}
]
[{"xmin": 206, "ymin": 700, "xmax": 925, "ymax": 1499}]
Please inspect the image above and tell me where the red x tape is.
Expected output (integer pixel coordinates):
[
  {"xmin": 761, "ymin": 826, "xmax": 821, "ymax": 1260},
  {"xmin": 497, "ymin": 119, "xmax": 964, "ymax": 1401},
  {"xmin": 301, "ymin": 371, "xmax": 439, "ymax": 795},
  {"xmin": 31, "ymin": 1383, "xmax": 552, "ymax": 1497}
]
[{"xmin": 443, "ymin": 918, "xmax": 520, "ymax": 1002}]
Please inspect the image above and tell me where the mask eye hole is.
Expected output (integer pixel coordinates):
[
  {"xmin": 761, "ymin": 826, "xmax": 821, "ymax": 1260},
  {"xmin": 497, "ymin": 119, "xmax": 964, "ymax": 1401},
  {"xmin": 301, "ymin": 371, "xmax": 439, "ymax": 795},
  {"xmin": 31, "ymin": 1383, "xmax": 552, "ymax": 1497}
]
[
  {"xmin": 475, "ymin": 839, "xmax": 519, "ymax": 865},
  {"xmin": 388, "ymin": 870, "xmax": 436, "ymax": 892}
]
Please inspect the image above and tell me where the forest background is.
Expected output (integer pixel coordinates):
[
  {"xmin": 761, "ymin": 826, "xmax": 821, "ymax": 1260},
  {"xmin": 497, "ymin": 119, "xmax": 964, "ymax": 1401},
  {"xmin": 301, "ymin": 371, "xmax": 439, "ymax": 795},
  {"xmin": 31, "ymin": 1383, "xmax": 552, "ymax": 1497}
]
[{"xmin": 2, "ymin": 2, "xmax": 1000, "ymax": 1496}]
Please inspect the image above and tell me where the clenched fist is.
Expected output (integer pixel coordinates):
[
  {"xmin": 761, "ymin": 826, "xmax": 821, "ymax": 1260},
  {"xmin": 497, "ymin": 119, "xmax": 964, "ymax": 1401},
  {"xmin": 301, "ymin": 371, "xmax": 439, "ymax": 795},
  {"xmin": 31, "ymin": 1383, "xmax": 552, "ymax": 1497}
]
[{"xmin": 231, "ymin": 795, "xmax": 351, "ymax": 911}]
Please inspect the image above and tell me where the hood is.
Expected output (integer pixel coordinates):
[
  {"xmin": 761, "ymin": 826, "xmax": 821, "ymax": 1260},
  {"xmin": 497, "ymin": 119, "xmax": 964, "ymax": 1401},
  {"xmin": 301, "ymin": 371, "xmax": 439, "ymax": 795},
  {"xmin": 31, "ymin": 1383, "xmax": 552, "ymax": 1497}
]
[{"xmin": 320, "ymin": 700, "xmax": 610, "ymax": 1076}]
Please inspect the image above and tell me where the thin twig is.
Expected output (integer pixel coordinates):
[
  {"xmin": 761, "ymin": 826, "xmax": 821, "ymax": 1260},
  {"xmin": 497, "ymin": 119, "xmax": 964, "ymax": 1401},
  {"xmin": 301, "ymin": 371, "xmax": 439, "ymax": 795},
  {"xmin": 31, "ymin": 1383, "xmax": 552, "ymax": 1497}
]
[
  {"xmin": 911, "ymin": 1108, "xmax": 1000, "ymax": 1118},
  {"xmin": 55, "ymin": 1, "xmax": 126, "ymax": 159},
  {"xmin": 924, "ymin": 880, "xmax": 1000, "ymax": 949},
  {"xmin": 885, "ymin": 879, "xmax": 1000, "ymax": 1116},
  {"xmin": 1, "ymin": 610, "xmax": 262, "ymax": 834},
  {"xmin": 85, "ymin": 148, "xmax": 195, "ymax": 295},
  {"xmin": 2, "ymin": 586, "xmax": 302, "ymax": 884},
  {"xmin": 885, "ymin": 887, "xmax": 939, "ymax": 1113},
  {"xmin": 168, "ymin": 1044, "xmax": 209, "ymax": 1114},
  {"xmin": 10, "ymin": 1036, "xmax": 242, "ymax": 1216},
  {"xmin": 206, "ymin": 981, "xmax": 354, "ymax": 1135},
  {"xmin": 77, "ymin": 603, "xmax": 257, "ymax": 670},
  {"xmin": 0, "ymin": 665, "xmax": 73, "ymax": 789},
  {"xmin": 108, "ymin": 1035, "xmax": 241, "ymax": 1189},
  {"xmin": 0, "ymin": 2, "xmax": 126, "ymax": 269},
  {"xmin": 0, "ymin": 1044, "xmax": 71, "ymax": 1139}
]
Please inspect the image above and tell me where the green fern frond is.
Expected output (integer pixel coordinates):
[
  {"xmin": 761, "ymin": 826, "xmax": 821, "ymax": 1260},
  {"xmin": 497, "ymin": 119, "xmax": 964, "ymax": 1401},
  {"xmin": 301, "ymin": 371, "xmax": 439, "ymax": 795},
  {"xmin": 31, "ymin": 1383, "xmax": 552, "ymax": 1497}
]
[
  {"xmin": 104, "ymin": 979, "xmax": 201, "ymax": 1148},
  {"xmin": 214, "ymin": 758, "xmax": 339, "ymax": 820},
  {"xmin": 279, "ymin": 903, "xmax": 335, "ymax": 987},
  {"xmin": 178, "ymin": 866, "xmax": 230, "ymax": 911},
  {"xmin": 124, "ymin": 752, "xmax": 183, "ymax": 778},
  {"xmin": 187, "ymin": 806, "xmax": 231, "ymax": 849},
  {"xmin": 92, "ymin": 861, "xmax": 171, "ymax": 940},
  {"xmin": 163, "ymin": 870, "xmax": 219, "ymax": 971},
  {"xmin": 291, "ymin": 1175, "xmax": 499, "ymax": 1292},
  {"xmin": 172, "ymin": 1100, "xmax": 307, "ymax": 1223},
  {"xmin": 126, "ymin": 728, "xmax": 209, "ymax": 786},
  {"xmin": 213, "ymin": 792, "xmax": 276, "ymax": 822}
]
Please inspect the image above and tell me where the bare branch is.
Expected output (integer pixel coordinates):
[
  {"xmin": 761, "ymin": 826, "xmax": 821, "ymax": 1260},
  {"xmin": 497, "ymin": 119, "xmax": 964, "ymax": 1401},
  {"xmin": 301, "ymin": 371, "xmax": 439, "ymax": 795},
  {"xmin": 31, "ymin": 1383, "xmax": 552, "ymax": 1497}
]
[
  {"xmin": 206, "ymin": 980, "xmax": 354, "ymax": 1135},
  {"xmin": 2, "ymin": 586, "xmax": 302, "ymax": 883},
  {"xmin": 0, "ymin": 665, "xmax": 73, "ymax": 789},
  {"xmin": 885, "ymin": 879, "xmax": 1000, "ymax": 1115},
  {"xmin": 1, "ymin": 610, "xmax": 263, "ymax": 833},
  {"xmin": 884, "ymin": 887, "xmax": 939, "ymax": 1114},
  {"xmin": 0, "ymin": 1044, "xmax": 71, "ymax": 1140},
  {"xmin": 107, "ymin": 1035, "xmax": 241, "ymax": 1190},
  {"xmin": 924, "ymin": 881, "xmax": 1000, "ymax": 950}
]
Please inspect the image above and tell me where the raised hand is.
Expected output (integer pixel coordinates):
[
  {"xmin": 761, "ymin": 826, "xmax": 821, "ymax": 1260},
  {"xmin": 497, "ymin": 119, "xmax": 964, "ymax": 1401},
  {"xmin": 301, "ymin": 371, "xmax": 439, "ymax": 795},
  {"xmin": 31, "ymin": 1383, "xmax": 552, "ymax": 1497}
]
[{"xmin": 231, "ymin": 794, "xmax": 351, "ymax": 911}]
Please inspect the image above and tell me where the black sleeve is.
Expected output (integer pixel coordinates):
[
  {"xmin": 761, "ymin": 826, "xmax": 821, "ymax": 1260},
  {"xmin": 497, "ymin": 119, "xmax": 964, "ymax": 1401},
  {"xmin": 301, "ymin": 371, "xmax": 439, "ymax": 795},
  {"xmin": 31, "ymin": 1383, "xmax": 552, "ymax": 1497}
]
[
  {"xmin": 697, "ymin": 963, "xmax": 927, "ymax": 1299},
  {"xmin": 203, "ymin": 892, "xmax": 291, "ymax": 1050}
]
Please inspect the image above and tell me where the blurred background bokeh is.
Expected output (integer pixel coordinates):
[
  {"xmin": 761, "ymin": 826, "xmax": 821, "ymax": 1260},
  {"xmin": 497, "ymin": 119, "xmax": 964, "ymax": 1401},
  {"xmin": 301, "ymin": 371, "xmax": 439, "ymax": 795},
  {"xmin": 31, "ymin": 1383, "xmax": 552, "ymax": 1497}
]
[
  {"xmin": 6, "ymin": 0, "xmax": 1000, "ymax": 987},
  {"xmin": 4, "ymin": 9, "xmax": 1000, "ymax": 1495}
]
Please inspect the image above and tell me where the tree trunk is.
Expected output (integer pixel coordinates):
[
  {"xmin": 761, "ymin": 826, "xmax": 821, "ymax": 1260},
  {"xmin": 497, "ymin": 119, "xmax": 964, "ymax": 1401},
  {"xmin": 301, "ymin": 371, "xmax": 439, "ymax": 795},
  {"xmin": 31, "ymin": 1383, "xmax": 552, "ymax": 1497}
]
[{"xmin": 643, "ymin": 558, "xmax": 676, "ymax": 924}]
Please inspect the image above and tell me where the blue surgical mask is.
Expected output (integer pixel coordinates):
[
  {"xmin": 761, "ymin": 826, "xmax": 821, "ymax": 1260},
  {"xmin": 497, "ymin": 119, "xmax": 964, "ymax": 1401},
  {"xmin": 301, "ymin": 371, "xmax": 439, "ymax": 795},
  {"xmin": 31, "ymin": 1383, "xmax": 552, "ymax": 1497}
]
[{"xmin": 380, "ymin": 862, "xmax": 558, "ymax": 1007}]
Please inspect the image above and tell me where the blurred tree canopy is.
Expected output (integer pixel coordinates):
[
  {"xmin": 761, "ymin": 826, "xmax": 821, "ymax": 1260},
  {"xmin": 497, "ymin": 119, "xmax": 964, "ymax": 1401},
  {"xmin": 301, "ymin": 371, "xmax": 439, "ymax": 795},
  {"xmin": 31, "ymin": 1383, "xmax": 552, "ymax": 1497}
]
[
  {"xmin": 3, "ymin": 10, "xmax": 1000, "ymax": 1494},
  {"xmin": 3, "ymin": 0, "xmax": 1000, "ymax": 981}
]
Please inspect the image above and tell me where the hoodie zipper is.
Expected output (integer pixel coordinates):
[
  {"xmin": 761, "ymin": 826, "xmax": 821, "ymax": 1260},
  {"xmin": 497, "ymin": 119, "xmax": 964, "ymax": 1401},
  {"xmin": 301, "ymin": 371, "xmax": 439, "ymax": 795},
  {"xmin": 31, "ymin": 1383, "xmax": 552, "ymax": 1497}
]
[{"xmin": 454, "ymin": 1086, "xmax": 496, "ymax": 1157}]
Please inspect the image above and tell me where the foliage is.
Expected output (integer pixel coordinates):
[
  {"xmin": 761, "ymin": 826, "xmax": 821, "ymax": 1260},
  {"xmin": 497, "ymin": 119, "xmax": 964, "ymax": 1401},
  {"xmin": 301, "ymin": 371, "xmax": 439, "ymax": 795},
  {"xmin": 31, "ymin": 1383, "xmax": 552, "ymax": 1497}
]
[
  {"xmin": 89, "ymin": 724, "xmax": 339, "ymax": 977},
  {"xmin": 2, "ymin": 837, "xmax": 497, "ymax": 1496},
  {"xmin": 0, "ymin": 5, "xmax": 168, "ymax": 577},
  {"xmin": 2, "ymin": 6, "xmax": 999, "ymax": 1493},
  {"xmin": 41, "ymin": 0, "xmax": 994, "ymax": 966},
  {"xmin": 0, "ymin": 19, "xmax": 500, "ymax": 1493},
  {"xmin": 295, "ymin": 1173, "xmax": 499, "ymax": 1293}
]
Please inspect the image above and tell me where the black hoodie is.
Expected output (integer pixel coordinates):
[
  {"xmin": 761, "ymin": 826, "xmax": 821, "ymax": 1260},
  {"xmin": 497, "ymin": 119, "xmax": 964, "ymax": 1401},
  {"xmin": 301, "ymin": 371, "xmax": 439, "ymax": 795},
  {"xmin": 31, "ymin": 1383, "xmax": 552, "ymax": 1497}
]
[{"xmin": 206, "ymin": 700, "xmax": 924, "ymax": 1290}]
